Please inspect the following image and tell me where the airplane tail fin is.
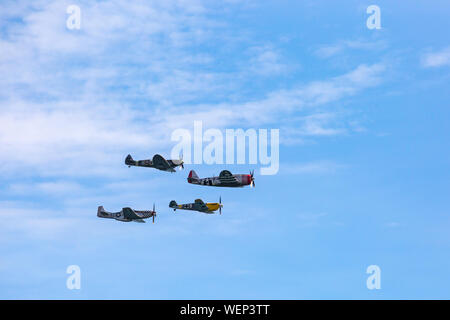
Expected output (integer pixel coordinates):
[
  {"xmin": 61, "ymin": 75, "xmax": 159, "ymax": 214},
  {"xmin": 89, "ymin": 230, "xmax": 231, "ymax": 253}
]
[
  {"xmin": 125, "ymin": 154, "xmax": 135, "ymax": 166},
  {"xmin": 188, "ymin": 170, "xmax": 199, "ymax": 183},
  {"xmin": 97, "ymin": 206, "xmax": 106, "ymax": 217},
  {"xmin": 169, "ymin": 200, "xmax": 177, "ymax": 210}
]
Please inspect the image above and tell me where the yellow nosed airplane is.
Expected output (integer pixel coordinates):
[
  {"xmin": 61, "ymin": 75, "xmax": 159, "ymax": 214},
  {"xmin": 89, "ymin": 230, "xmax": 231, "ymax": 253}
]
[{"xmin": 169, "ymin": 197, "xmax": 223, "ymax": 214}]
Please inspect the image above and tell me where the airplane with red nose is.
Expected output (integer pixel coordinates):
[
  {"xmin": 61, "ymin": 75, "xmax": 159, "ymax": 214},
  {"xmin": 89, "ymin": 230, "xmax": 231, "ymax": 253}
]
[{"xmin": 187, "ymin": 170, "xmax": 255, "ymax": 188}]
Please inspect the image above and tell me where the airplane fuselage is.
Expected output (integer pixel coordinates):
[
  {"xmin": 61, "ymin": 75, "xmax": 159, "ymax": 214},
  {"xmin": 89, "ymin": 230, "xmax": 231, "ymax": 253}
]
[
  {"xmin": 188, "ymin": 174, "xmax": 252, "ymax": 187},
  {"xmin": 97, "ymin": 207, "xmax": 156, "ymax": 223},
  {"xmin": 125, "ymin": 154, "xmax": 183, "ymax": 172},
  {"xmin": 98, "ymin": 210, "xmax": 132, "ymax": 222},
  {"xmin": 126, "ymin": 159, "xmax": 180, "ymax": 172},
  {"xmin": 171, "ymin": 202, "xmax": 221, "ymax": 213}
]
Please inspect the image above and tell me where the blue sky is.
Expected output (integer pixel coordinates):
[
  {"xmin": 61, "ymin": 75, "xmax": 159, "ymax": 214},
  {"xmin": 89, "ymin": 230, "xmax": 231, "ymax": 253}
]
[{"xmin": 0, "ymin": 0, "xmax": 449, "ymax": 299}]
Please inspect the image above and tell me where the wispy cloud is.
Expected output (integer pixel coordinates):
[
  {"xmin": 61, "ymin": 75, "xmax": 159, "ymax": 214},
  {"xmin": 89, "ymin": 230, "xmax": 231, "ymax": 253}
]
[
  {"xmin": 281, "ymin": 161, "xmax": 342, "ymax": 175},
  {"xmin": 0, "ymin": 1, "xmax": 386, "ymax": 245},
  {"xmin": 246, "ymin": 45, "xmax": 290, "ymax": 76},
  {"xmin": 422, "ymin": 47, "xmax": 450, "ymax": 68},
  {"xmin": 314, "ymin": 39, "xmax": 387, "ymax": 59},
  {"xmin": 157, "ymin": 63, "xmax": 386, "ymax": 132},
  {"xmin": 8, "ymin": 181, "xmax": 83, "ymax": 195},
  {"xmin": 281, "ymin": 113, "xmax": 346, "ymax": 144}
]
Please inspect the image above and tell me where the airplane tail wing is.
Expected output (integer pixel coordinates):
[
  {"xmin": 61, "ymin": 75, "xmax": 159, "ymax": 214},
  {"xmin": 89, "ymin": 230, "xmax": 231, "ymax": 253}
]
[
  {"xmin": 188, "ymin": 170, "xmax": 199, "ymax": 183},
  {"xmin": 125, "ymin": 154, "xmax": 135, "ymax": 166},
  {"xmin": 97, "ymin": 206, "xmax": 107, "ymax": 217},
  {"xmin": 169, "ymin": 200, "xmax": 177, "ymax": 209}
]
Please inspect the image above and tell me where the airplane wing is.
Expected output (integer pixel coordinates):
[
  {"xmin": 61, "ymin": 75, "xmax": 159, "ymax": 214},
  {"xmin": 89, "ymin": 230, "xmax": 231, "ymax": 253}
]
[
  {"xmin": 122, "ymin": 207, "xmax": 143, "ymax": 220},
  {"xmin": 218, "ymin": 170, "xmax": 239, "ymax": 185},
  {"xmin": 152, "ymin": 154, "xmax": 174, "ymax": 171},
  {"xmin": 195, "ymin": 199, "xmax": 205, "ymax": 205},
  {"xmin": 194, "ymin": 199, "xmax": 209, "ymax": 211}
]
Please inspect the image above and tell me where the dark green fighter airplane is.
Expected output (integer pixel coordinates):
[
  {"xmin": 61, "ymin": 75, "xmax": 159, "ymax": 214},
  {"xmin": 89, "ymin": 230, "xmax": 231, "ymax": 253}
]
[
  {"xmin": 169, "ymin": 197, "xmax": 223, "ymax": 214},
  {"xmin": 97, "ymin": 205, "xmax": 157, "ymax": 223},
  {"xmin": 125, "ymin": 154, "xmax": 184, "ymax": 172}
]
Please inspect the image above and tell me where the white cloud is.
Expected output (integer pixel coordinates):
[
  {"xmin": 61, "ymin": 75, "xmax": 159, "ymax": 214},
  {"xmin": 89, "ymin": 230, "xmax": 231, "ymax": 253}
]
[
  {"xmin": 156, "ymin": 63, "xmax": 386, "ymax": 130},
  {"xmin": 0, "ymin": 62, "xmax": 385, "ymax": 177},
  {"xmin": 0, "ymin": 1, "xmax": 390, "ymax": 258},
  {"xmin": 0, "ymin": 205, "xmax": 81, "ymax": 241},
  {"xmin": 8, "ymin": 181, "xmax": 82, "ymax": 195},
  {"xmin": 0, "ymin": 1, "xmax": 385, "ymax": 179},
  {"xmin": 315, "ymin": 39, "xmax": 387, "ymax": 58},
  {"xmin": 281, "ymin": 161, "xmax": 341, "ymax": 175},
  {"xmin": 422, "ymin": 47, "xmax": 450, "ymax": 68},
  {"xmin": 280, "ymin": 113, "xmax": 347, "ymax": 145},
  {"xmin": 247, "ymin": 45, "xmax": 289, "ymax": 76}
]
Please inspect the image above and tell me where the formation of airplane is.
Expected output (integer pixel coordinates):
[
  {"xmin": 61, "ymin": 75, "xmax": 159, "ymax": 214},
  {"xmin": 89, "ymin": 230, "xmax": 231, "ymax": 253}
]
[
  {"xmin": 169, "ymin": 197, "xmax": 223, "ymax": 214},
  {"xmin": 125, "ymin": 154, "xmax": 184, "ymax": 172},
  {"xmin": 97, "ymin": 205, "xmax": 156, "ymax": 223},
  {"xmin": 98, "ymin": 153, "xmax": 255, "ymax": 223},
  {"xmin": 187, "ymin": 170, "xmax": 255, "ymax": 188}
]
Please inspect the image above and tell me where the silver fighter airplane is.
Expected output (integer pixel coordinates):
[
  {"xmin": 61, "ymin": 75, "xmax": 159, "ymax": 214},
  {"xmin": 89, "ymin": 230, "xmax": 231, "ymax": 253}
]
[
  {"xmin": 125, "ymin": 154, "xmax": 184, "ymax": 172},
  {"xmin": 97, "ymin": 205, "xmax": 157, "ymax": 223},
  {"xmin": 187, "ymin": 170, "xmax": 255, "ymax": 188}
]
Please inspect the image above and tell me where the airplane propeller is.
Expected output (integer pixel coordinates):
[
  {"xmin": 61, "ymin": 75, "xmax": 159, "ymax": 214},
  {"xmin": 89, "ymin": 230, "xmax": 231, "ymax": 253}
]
[
  {"xmin": 219, "ymin": 196, "xmax": 222, "ymax": 215},
  {"xmin": 250, "ymin": 170, "xmax": 255, "ymax": 188},
  {"xmin": 180, "ymin": 153, "xmax": 184, "ymax": 170},
  {"xmin": 152, "ymin": 203, "xmax": 156, "ymax": 223}
]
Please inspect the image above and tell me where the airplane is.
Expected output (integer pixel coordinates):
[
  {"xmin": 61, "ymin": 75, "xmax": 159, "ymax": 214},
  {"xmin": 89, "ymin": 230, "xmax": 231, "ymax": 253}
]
[
  {"xmin": 125, "ymin": 154, "xmax": 184, "ymax": 172},
  {"xmin": 97, "ymin": 205, "xmax": 157, "ymax": 223},
  {"xmin": 169, "ymin": 197, "xmax": 223, "ymax": 214},
  {"xmin": 187, "ymin": 170, "xmax": 255, "ymax": 188}
]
